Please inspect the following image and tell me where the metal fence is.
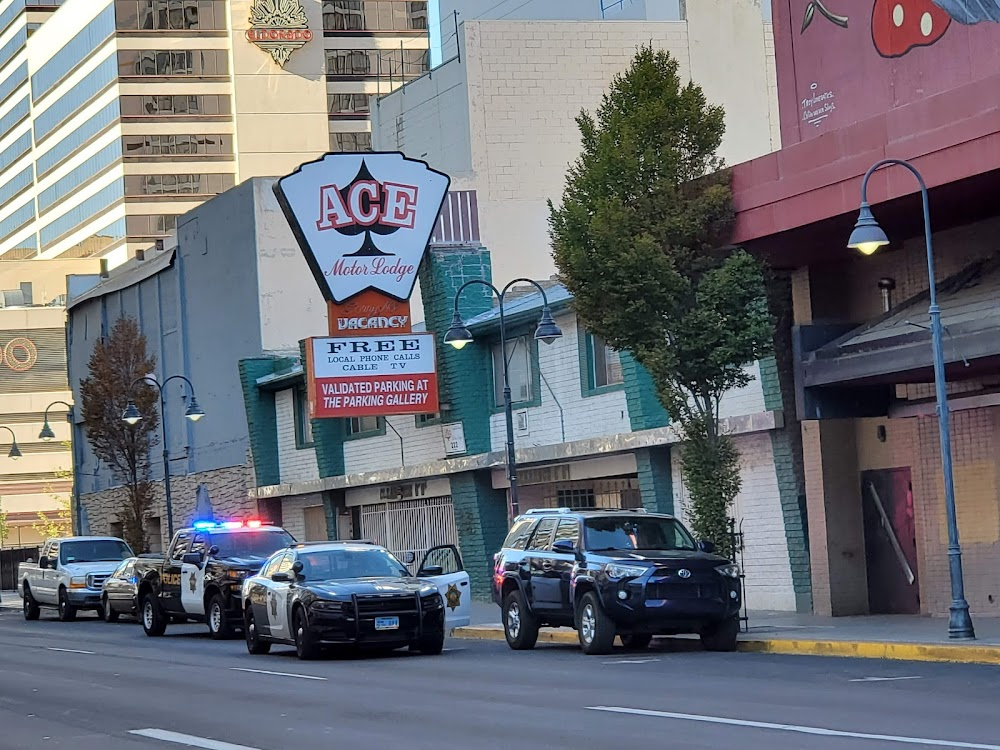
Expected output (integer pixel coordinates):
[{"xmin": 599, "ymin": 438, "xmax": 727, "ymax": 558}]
[{"xmin": 0, "ymin": 547, "xmax": 39, "ymax": 590}]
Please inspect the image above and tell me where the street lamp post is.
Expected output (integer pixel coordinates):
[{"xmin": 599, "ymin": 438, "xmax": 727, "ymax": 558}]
[
  {"xmin": 848, "ymin": 158, "xmax": 975, "ymax": 640},
  {"xmin": 444, "ymin": 278, "xmax": 563, "ymax": 520},
  {"xmin": 0, "ymin": 425, "xmax": 21, "ymax": 459},
  {"xmin": 121, "ymin": 375, "xmax": 205, "ymax": 539},
  {"xmin": 38, "ymin": 401, "xmax": 82, "ymax": 535}
]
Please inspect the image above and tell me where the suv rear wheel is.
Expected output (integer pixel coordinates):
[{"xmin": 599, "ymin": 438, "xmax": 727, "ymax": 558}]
[
  {"xmin": 502, "ymin": 589, "xmax": 539, "ymax": 650},
  {"xmin": 577, "ymin": 591, "xmax": 615, "ymax": 655},
  {"xmin": 700, "ymin": 616, "xmax": 739, "ymax": 652}
]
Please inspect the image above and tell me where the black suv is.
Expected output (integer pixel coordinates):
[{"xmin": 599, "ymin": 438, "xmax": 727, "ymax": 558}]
[{"xmin": 491, "ymin": 508, "xmax": 741, "ymax": 655}]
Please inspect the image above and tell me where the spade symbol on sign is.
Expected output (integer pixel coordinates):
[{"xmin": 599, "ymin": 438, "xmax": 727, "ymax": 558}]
[{"xmin": 338, "ymin": 160, "xmax": 397, "ymax": 258}]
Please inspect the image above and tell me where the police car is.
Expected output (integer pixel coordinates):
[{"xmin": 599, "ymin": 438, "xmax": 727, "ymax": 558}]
[
  {"xmin": 134, "ymin": 520, "xmax": 296, "ymax": 639},
  {"xmin": 242, "ymin": 541, "xmax": 471, "ymax": 659}
]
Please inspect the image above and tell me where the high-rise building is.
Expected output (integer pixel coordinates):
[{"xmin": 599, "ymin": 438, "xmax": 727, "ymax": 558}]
[{"xmin": 0, "ymin": 0, "xmax": 429, "ymax": 269}]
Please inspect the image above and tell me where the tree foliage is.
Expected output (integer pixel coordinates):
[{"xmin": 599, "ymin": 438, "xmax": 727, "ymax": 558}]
[
  {"xmin": 34, "ymin": 454, "xmax": 74, "ymax": 540},
  {"xmin": 80, "ymin": 318, "xmax": 159, "ymax": 553},
  {"xmin": 550, "ymin": 46, "xmax": 773, "ymax": 556},
  {"xmin": 0, "ymin": 498, "xmax": 8, "ymax": 547}
]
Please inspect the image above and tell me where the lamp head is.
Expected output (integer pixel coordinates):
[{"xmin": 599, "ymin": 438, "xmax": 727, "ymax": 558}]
[
  {"xmin": 848, "ymin": 202, "xmax": 890, "ymax": 256},
  {"xmin": 8, "ymin": 441, "xmax": 21, "ymax": 460},
  {"xmin": 534, "ymin": 306, "xmax": 562, "ymax": 345},
  {"xmin": 444, "ymin": 310, "xmax": 474, "ymax": 350},
  {"xmin": 185, "ymin": 397, "xmax": 205, "ymax": 422},
  {"xmin": 122, "ymin": 401, "xmax": 142, "ymax": 426},
  {"xmin": 39, "ymin": 422, "xmax": 55, "ymax": 441}
]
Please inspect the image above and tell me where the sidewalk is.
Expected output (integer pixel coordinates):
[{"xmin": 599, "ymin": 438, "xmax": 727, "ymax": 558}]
[
  {"xmin": 461, "ymin": 602, "xmax": 1000, "ymax": 666},
  {"xmin": 1, "ymin": 591, "xmax": 20, "ymax": 609}
]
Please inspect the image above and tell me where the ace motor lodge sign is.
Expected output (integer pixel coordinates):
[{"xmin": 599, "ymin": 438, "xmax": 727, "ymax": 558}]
[
  {"xmin": 274, "ymin": 152, "xmax": 450, "ymax": 420},
  {"xmin": 307, "ymin": 333, "xmax": 439, "ymax": 418}
]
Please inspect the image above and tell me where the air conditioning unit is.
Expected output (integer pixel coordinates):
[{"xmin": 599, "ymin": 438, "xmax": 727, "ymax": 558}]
[{"xmin": 515, "ymin": 410, "xmax": 529, "ymax": 436}]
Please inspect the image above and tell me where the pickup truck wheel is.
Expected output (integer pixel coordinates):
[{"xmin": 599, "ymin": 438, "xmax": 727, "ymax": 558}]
[
  {"xmin": 502, "ymin": 590, "xmax": 539, "ymax": 650},
  {"xmin": 576, "ymin": 591, "xmax": 615, "ymax": 655},
  {"xmin": 102, "ymin": 596, "xmax": 119, "ymax": 623},
  {"xmin": 293, "ymin": 608, "xmax": 321, "ymax": 660},
  {"xmin": 208, "ymin": 594, "xmax": 235, "ymax": 640},
  {"xmin": 700, "ymin": 616, "xmax": 739, "ymax": 652},
  {"xmin": 141, "ymin": 594, "xmax": 167, "ymax": 637},
  {"xmin": 22, "ymin": 586, "xmax": 40, "ymax": 621},
  {"xmin": 244, "ymin": 609, "xmax": 271, "ymax": 655},
  {"xmin": 57, "ymin": 588, "xmax": 77, "ymax": 622}
]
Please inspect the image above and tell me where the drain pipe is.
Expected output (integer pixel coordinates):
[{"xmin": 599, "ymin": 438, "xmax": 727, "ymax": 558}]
[{"xmin": 539, "ymin": 370, "xmax": 566, "ymax": 443}]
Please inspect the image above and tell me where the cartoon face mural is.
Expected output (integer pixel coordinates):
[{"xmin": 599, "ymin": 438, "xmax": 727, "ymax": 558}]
[{"xmin": 777, "ymin": 0, "xmax": 1000, "ymax": 143}]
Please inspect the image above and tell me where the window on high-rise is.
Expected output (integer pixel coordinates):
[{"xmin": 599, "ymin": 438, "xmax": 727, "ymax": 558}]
[
  {"xmin": 333, "ymin": 132, "xmax": 371, "ymax": 152},
  {"xmin": 115, "ymin": 1, "xmax": 228, "ymax": 31},
  {"xmin": 122, "ymin": 134, "xmax": 233, "ymax": 157},
  {"xmin": 323, "ymin": 1, "xmax": 428, "ymax": 31},
  {"xmin": 120, "ymin": 94, "xmax": 232, "ymax": 117},
  {"xmin": 124, "ymin": 173, "xmax": 234, "ymax": 196},
  {"xmin": 118, "ymin": 49, "xmax": 229, "ymax": 76},
  {"xmin": 326, "ymin": 49, "xmax": 427, "ymax": 79}
]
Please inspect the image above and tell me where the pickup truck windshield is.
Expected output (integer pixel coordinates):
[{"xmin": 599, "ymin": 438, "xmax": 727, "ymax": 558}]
[
  {"xmin": 60, "ymin": 540, "xmax": 133, "ymax": 564},
  {"xmin": 297, "ymin": 548, "xmax": 408, "ymax": 581},
  {"xmin": 212, "ymin": 530, "xmax": 294, "ymax": 559},
  {"xmin": 584, "ymin": 516, "xmax": 697, "ymax": 552}
]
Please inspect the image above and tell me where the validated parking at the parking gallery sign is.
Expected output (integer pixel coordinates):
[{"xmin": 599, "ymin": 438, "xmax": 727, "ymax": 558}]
[{"xmin": 307, "ymin": 333, "xmax": 439, "ymax": 418}]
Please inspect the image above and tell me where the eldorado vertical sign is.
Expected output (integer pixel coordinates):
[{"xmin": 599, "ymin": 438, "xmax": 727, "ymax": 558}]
[{"xmin": 274, "ymin": 152, "xmax": 450, "ymax": 420}]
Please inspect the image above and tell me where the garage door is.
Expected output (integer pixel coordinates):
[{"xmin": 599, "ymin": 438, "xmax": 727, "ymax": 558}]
[{"xmin": 359, "ymin": 496, "xmax": 459, "ymax": 573}]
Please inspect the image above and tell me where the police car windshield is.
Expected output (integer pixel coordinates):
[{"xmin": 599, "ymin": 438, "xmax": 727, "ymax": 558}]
[
  {"xmin": 584, "ymin": 516, "xmax": 696, "ymax": 552},
  {"xmin": 296, "ymin": 548, "xmax": 409, "ymax": 582},
  {"xmin": 60, "ymin": 540, "xmax": 132, "ymax": 564},
  {"xmin": 212, "ymin": 530, "xmax": 294, "ymax": 560}
]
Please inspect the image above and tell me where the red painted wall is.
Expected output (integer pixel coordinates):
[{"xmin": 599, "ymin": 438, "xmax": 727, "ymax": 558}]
[{"xmin": 775, "ymin": 0, "xmax": 1000, "ymax": 145}]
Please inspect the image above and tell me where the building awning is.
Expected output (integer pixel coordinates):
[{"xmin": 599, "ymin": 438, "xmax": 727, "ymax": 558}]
[{"xmin": 801, "ymin": 259, "xmax": 1000, "ymax": 387}]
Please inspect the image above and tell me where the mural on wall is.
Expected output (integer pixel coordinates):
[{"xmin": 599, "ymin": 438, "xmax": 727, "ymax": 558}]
[{"xmin": 778, "ymin": 0, "xmax": 1000, "ymax": 142}]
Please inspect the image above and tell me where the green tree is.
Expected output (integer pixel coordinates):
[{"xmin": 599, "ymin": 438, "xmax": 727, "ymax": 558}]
[
  {"xmin": 0, "ymin": 498, "xmax": 9, "ymax": 548},
  {"xmin": 80, "ymin": 317, "xmax": 159, "ymax": 553},
  {"xmin": 549, "ymin": 46, "xmax": 772, "ymax": 557}
]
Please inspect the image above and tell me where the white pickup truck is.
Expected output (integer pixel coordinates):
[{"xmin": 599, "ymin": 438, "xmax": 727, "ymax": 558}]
[{"xmin": 19, "ymin": 536, "xmax": 135, "ymax": 621}]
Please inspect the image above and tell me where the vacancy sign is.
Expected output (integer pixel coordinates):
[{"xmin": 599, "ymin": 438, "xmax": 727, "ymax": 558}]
[
  {"xmin": 273, "ymin": 152, "xmax": 451, "ymax": 305},
  {"xmin": 308, "ymin": 333, "xmax": 439, "ymax": 418}
]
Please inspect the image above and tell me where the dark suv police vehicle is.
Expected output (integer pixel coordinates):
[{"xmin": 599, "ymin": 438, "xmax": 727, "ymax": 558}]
[{"xmin": 491, "ymin": 508, "xmax": 741, "ymax": 655}]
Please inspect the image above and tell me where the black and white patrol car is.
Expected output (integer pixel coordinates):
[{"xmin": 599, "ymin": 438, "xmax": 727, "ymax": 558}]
[
  {"xmin": 134, "ymin": 520, "xmax": 296, "ymax": 639},
  {"xmin": 241, "ymin": 541, "xmax": 471, "ymax": 660}
]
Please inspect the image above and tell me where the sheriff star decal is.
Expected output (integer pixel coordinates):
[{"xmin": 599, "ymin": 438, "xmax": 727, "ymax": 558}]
[
  {"xmin": 189, "ymin": 572, "xmax": 198, "ymax": 593},
  {"xmin": 445, "ymin": 584, "xmax": 461, "ymax": 611}
]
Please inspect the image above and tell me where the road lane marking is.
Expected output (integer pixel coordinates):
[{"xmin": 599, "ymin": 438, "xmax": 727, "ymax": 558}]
[
  {"xmin": 130, "ymin": 729, "xmax": 262, "ymax": 750},
  {"xmin": 602, "ymin": 658, "xmax": 661, "ymax": 665},
  {"xmin": 46, "ymin": 648, "xmax": 95, "ymax": 655},
  {"xmin": 229, "ymin": 667, "xmax": 326, "ymax": 681},
  {"xmin": 586, "ymin": 706, "xmax": 1000, "ymax": 749},
  {"xmin": 850, "ymin": 676, "xmax": 922, "ymax": 682}
]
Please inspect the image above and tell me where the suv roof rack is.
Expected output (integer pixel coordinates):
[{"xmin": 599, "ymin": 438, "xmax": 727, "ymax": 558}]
[{"xmin": 523, "ymin": 507, "xmax": 648, "ymax": 515}]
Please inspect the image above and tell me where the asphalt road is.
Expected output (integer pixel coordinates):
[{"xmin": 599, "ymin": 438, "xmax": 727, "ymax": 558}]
[{"xmin": 1, "ymin": 607, "xmax": 999, "ymax": 750}]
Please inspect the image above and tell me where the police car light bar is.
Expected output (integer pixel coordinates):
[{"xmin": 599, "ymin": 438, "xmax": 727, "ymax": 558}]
[{"xmin": 191, "ymin": 519, "xmax": 267, "ymax": 530}]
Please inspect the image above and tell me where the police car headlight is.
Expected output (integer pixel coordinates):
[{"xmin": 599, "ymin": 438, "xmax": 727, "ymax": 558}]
[
  {"xmin": 227, "ymin": 569, "xmax": 252, "ymax": 580},
  {"xmin": 421, "ymin": 593, "xmax": 444, "ymax": 610},
  {"xmin": 310, "ymin": 600, "xmax": 343, "ymax": 612}
]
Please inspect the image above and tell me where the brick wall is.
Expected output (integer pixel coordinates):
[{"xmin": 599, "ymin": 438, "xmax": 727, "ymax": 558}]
[
  {"xmin": 671, "ymin": 433, "xmax": 798, "ymax": 611},
  {"xmin": 280, "ymin": 493, "xmax": 325, "ymax": 543},
  {"xmin": 342, "ymin": 414, "xmax": 447, "ymax": 474},
  {"xmin": 81, "ymin": 463, "xmax": 257, "ymax": 552},
  {"xmin": 275, "ymin": 389, "xmax": 319, "ymax": 484}
]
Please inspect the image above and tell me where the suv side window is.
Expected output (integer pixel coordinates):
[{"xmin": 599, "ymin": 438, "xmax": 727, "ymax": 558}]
[
  {"xmin": 527, "ymin": 518, "xmax": 558, "ymax": 551},
  {"xmin": 168, "ymin": 533, "xmax": 191, "ymax": 561},
  {"xmin": 190, "ymin": 533, "xmax": 210, "ymax": 557},
  {"xmin": 503, "ymin": 517, "xmax": 538, "ymax": 551},
  {"xmin": 553, "ymin": 519, "xmax": 580, "ymax": 548}
]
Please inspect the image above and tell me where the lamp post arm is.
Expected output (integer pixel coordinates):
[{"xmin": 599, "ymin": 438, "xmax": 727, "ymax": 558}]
[
  {"xmin": 0, "ymin": 425, "xmax": 16, "ymax": 444},
  {"xmin": 43, "ymin": 400, "xmax": 73, "ymax": 423},
  {"xmin": 160, "ymin": 374, "xmax": 198, "ymax": 399},
  {"xmin": 127, "ymin": 376, "xmax": 163, "ymax": 400}
]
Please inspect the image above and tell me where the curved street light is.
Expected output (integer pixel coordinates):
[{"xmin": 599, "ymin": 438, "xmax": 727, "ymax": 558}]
[
  {"xmin": 1, "ymin": 425, "xmax": 21, "ymax": 459},
  {"xmin": 121, "ymin": 374, "xmax": 206, "ymax": 538},
  {"xmin": 446, "ymin": 278, "xmax": 563, "ymax": 519},
  {"xmin": 849, "ymin": 158, "xmax": 975, "ymax": 641}
]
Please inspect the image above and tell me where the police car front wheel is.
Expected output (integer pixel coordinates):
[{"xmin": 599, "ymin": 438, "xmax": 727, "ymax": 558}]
[
  {"xmin": 208, "ymin": 594, "xmax": 237, "ymax": 640},
  {"xmin": 244, "ymin": 609, "xmax": 271, "ymax": 655},
  {"xmin": 141, "ymin": 594, "xmax": 167, "ymax": 637}
]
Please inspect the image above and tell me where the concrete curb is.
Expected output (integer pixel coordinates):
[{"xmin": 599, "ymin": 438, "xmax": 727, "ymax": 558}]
[{"xmin": 452, "ymin": 626, "xmax": 1000, "ymax": 666}]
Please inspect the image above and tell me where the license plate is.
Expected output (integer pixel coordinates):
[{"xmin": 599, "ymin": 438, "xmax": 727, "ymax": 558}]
[{"xmin": 375, "ymin": 616, "xmax": 399, "ymax": 631}]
